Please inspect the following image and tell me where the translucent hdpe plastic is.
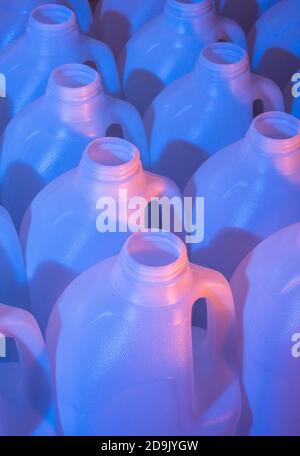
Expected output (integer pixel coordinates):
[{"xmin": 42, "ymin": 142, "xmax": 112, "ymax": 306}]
[
  {"xmin": 248, "ymin": 0, "xmax": 300, "ymax": 90},
  {"xmin": 0, "ymin": 206, "xmax": 29, "ymax": 310},
  {"xmin": 145, "ymin": 42, "xmax": 283, "ymax": 190},
  {"xmin": 0, "ymin": 304, "xmax": 56, "ymax": 436},
  {"xmin": 0, "ymin": 63, "xmax": 147, "ymax": 229},
  {"xmin": 213, "ymin": 0, "xmax": 280, "ymax": 34},
  {"xmin": 92, "ymin": 0, "xmax": 165, "ymax": 58},
  {"xmin": 119, "ymin": 0, "xmax": 246, "ymax": 116},
  {"xmin": 0, "ymin": 4, "xmax": 120, "ymax": 133},
  {"xmin": 0, "ymin": 0, "xmax": 93, "ymax": 51},
  {"xmin": 21, "ymin": 138, "xmax": 180, "ymax": 333},
  {"xmin": 184, "ymin": 111, "xmax": 300, "ymax": 279}
]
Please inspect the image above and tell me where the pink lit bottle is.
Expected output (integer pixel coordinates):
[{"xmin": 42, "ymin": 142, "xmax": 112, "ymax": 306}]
[{"xmin": 145, "ymin": 42, "xmax": 283, "ymax": 189}]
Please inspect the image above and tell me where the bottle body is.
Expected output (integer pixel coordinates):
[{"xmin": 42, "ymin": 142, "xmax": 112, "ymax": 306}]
[
  {"xmin": 145, "ymin": 42, "xmax": 283, "ymax": 190},
  {"xmin": 0, "ymin": 304, "xmax": 56, "ymax": 436},
  {"xmin": 0, "ymin": 0, "xmax": 47, "ymax": 50},
  {"xmin": 46, "ymin": 231, "xmax": 240, "ymax": 436},
  {"xmin": 0, "ymin": 0, "xmax": 93, "ymax": 50},
  {"xmin": 231, "ymin": 222, "xmax": 300, "ymax": 436},
  {"xmin": 0, "ymin": 207, "xmax": 29, "ymax": 310}
]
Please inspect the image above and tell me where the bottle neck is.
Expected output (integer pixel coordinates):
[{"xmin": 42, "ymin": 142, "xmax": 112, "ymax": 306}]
[
  {"xmin": 112, "ymin": 232, "xmax": 194, "ymax": 306},
  {"xmin": 195, "ymin": 42, "xmax": 250, "ymax": 82},
  {"xmin": 77, "ymin": 138, "xmax": 146, "ymax": 197},
  {"xmin": 165, "ymin": 0, "xmax": 213, "ymax": 19},
  {"xmin": 245, "ymin": 112, "xmax": 300, "ymax": 178},
  {"xmin": 25, "ymin": 4, "xmax": 80, "ymax": 54},
  {"xmin": 44, "ymin": 64, "xmax": 104, "ymax": 122}
]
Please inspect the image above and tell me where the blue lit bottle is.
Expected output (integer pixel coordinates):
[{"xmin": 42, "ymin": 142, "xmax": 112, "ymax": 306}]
[
  {"xmin": 0, "ymin": 3, "xmax": 120, "ymax": 132},
  {"xmin": 120, "ymin": 0, "xmax": 246, "ymax": 116}
]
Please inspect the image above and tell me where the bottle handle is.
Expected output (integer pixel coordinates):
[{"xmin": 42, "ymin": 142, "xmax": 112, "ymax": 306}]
[
  {"xmin": 108, "ymin": 97, "xmax": 150, "ymax": 167},
  {"xmin": 216, "ymin": 16, "xmax": 247, "ymax": 49},
  {"xmin": 84, "ymin": 37, "xmax": 121, "ymax": 97},
  {"xmin": 251, "ymin": 73, "xmax": 284, "ymax": 112},
  {"xmin": 190, "ymin": 264, "xmax": 235, "ymax": 365}
]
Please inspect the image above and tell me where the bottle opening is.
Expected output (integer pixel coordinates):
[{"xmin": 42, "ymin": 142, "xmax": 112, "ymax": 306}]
[
  {"xmin": 197, "ymin": 42, "xmax": 249, "ymax": 77},
  {"xmin": 121, "ymin": 232, "xmax": 188, "ymax": 283},
  {"xmin": 48, "ymin": 64, "xmax": 102, "ymax": 101},
  {"xmin": 165, "ymin": 0, "xmax": 212, "ymax": 18},
  {"xmin": 249, "ymin": 112, "xmax": 300, "ymax": 153},
  {"xmin": 28, "ymin": 4, "xmax": 77, "ymax": 34},
  {"xmin": 81, "ymin": 138, "xmax": 141, "ymax": 181}
]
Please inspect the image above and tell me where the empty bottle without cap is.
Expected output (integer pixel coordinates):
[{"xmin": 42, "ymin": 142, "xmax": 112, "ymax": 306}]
[
  {"xmin": 231, "ymin": 223, "xmax": 300, "ymax": 436},
  {"xmin": 0, "ymin": 304, "xmax": 56, "ymax": 436},
  {"xmin": 184, "ymin": 111, "xmax": 300, "ymax": 279},
  {"xmin": 119, "ymin": 0, "xmax": 246, "ymax": 116},
  {"xmin": 285, "ymin": 68, "xmax": 300, "ymax": 120},
  {"xmin": 145, "ymin": 41, "xmax": 283, "ymax": 190},
  {"xmin": 21, "ymin": 137, "xmax": 180, "ymax": 334},
  {"xmin": 46, "ymin": 230, "xmax": 241, "ymax": 436},
  {"xmin": 0, "ymin": 3, "xmax": 120, "ymax": 133},
  {"xmin": 0, "ymin": 63, "xmax": 147, "ymax": 229}
]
